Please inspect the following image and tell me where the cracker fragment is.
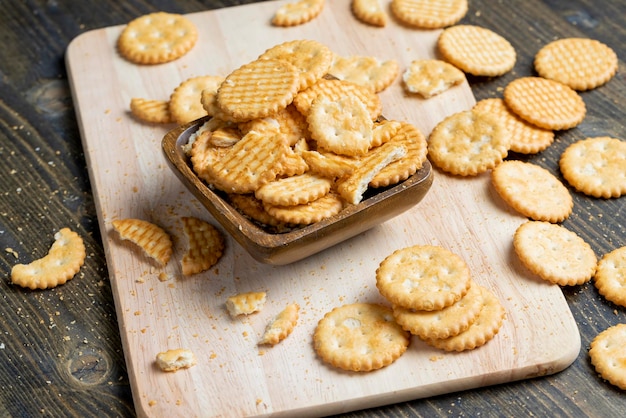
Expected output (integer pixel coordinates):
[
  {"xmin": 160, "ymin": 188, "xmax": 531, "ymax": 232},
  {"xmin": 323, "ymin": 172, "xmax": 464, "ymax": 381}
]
[
  {"xmin": 391, "ymin": 0, "xmax": 468, "ymax": 29},
  {"xmin": 503, "ymin": 77, "xmax": 586, "ymax": 131},
  {"xmin": 272, "ymin": 0, "xmax": 325, "ymax": 27},
  {"xmin": 328, "ymin": 54, "xmax": 399, "ymax": 93},
  {"xmin": 170, "ymin": 75, "xmax": 224, "ymax": 124},
  {"xmin": 427, "ymin": 109, "xmax": 509, "ymax": 176},
  {"xmin": 130, "ymin": 98, "xmax": 172, "ymax": 124},
  {"xmin": 437, "ymin": 25, "xmax": 516, "ymax": 76},
  {"xmin": 402, "ymin": 59, "xmax": 465, "ymax": 99},
  {"xmin": 559, "ymin": 137, "xmax": 626, "ymax": 199},
  {"xmin": 117, "ymin": 12, "xmax": 198, "ymax": 65},
  {"xmin": 10, "ymin": 228, "xmax": 86, "ymax": 290},
  {"xmin": 225, "ymin": 291, "xmax": 267, "ymax": 317},
  {"xmin": 376, "ymin": 245, "xmax": 472, "ymax": 311},
  {"xmin": 473, "ymin": 98, "xmax": 554, "ymax": 154},
  {"xmin": 336, "ymin": 142, "xmax": 407, "ymax": 204},
  {"xmin": 156, "ymin": 348, "xmax": 197, "ymax": 372},
  {"xmin": 491, "ymin": 160, "xmax": 573, "ymax": 223},
  {"xmin": 593, "ymin": 246, "xmax": 626, "ymax": 308},
  {"xmin": 351, "ymin": 0, "xmax": 388, "ymax": 27},
  {"xmin": 313, "ymin": 303, "xmax": 410, "ymax": 372},
  {"xmin": 589, "ymin": 324, "xmax": 626, "ymax": 390},
  {"xmin": 111, "ymin": 218, "xmax": 173, "ymax": 267},
  {"xmin": 534, "ymin": 38, "xmax": 618, "ymax": 91},
  {"xmin": 513, "ymin": 221, "xmax": 597, "ymax": 286},
  {"xmin": 181, "ymin": 216, "xmax": 225, "ymax": 276},
  {"xmin": 423, "ymin": 286, "xmax": 505, "ymax": 352},
  {"xmin": 258, "ymin": 303, "xmax": 300, "ymax": 346}
]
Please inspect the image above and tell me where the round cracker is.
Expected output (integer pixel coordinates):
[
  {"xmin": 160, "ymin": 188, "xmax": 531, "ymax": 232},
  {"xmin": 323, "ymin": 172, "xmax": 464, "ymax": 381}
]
[
  {"xmin": 491, "ymin": 160, "xmax": 573, "ymax": 223},
  {"xmin": 535, "ymin": 38, "xmax": 618, "ymax": 91},
  {"xmin": 594, "ymin": 246, "xmax": 626, "ymax": 308},
  {"xmin": 313, "ymin": 303, "xmax": 410, "ymax": 372},
  {"xmin": 559, "ymin": 136, "xmax": 626, "ymax": 199},
  {"xmin": 589, "ymin": 324, "xmax": 626, "ymax": 390},
  {"xmin": 513, "ymin": 221, "xmax": 597, "ymax": 286},
  {"xmin": 391, "ymin": 0, "xmax": 468, "ymax": 29}
]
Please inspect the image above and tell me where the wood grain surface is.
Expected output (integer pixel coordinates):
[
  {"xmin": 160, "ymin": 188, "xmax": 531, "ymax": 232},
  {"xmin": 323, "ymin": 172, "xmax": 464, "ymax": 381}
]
[
  {"xmin": 1, "ymin": 0, "xmax": 625, "ymax": 417},
  {"xmin": 65, "ymin": 1, "xmax": 581, "ymax": 416}
]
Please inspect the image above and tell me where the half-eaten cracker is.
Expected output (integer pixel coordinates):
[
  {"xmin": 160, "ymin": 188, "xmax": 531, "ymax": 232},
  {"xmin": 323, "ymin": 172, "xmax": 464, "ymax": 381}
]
[
  {"xmin": 181, "ymin": 216, "xmax": 225, "ymax": 275},
  {"xmin": 111, "ymin": 218, "xmax": 173, "ymax": 267}
]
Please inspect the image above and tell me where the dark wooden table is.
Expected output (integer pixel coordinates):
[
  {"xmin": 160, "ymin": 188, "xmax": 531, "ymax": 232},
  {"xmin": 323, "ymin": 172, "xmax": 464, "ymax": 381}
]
[{"xmin": 1, "ymin": 0, "xmax": 624, "ymax": 416}]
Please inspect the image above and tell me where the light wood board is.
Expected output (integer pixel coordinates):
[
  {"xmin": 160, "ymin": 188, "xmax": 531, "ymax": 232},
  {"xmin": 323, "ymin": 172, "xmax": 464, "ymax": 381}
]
[{"xmin": 66, "ymin": 1, "xmax": 580, "ymax": 417}]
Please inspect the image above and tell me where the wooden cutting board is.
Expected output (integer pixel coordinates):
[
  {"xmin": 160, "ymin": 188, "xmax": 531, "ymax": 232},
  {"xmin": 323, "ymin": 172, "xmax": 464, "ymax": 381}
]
[{"xmin": 66, "ymin": 1, "xmax": 580, "ymax": 417}]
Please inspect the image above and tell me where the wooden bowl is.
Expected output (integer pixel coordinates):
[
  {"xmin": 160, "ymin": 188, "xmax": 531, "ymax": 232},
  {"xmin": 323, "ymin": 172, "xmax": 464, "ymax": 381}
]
[{"xmin": 162, "ymin": 117, "xmax": 433, "ymax": 265}]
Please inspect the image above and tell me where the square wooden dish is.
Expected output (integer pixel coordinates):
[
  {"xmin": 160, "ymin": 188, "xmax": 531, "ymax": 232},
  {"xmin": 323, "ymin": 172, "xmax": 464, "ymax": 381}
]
[{"xmin": 162, "ymin": 116, "xmax": 433, "ymax": 265}]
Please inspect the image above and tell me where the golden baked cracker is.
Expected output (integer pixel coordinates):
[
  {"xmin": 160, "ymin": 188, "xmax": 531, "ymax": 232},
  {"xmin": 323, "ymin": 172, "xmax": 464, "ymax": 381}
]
[
  {"xmin": 370, "ymin": 119, "xmax": 401, "ymax": 148},
  {"xmin": 328, "ymin": 54, "xmax": 399, "ymax": 93},
  {"xmin": 370, "ymin": 121, "xmax": 428, "ymax": 188},
  {"xmin": 112, "ymin": 219, "xmax": 173, "ymax": 267},
  {"xmin": 402, "ymin": 59, "xmax": 465, "ymax": 99},
  {"xmin": 188, "ymin": 125, "xmax": 231, "ymax": 185},
  {"xmin": 594, "ymin": 246, "xmax": 626, "ymax": 308},
  {"xmin": 503, "ymin": 77, "xmax": 586, "ymax": 131},
  {"xmin": 313, "ymin": 303, "xmax": 410, "ymax": 372},
  {"xmin": 264, "ymin": 192, "xmax": 344, "ymax": 225},
  {"xmin": 391, "ymin": 0, "xmax": 468, "ymax": 29},
  {"xmin": 437, "ymin": 25, "xmax": 516, "ymax": 77},
  {"xmin": 258, "ymin": 303, "xmax": 300, "ymax": 346},
  {"xmin": 277, "ymin": 147, "xmax": 310, "ymax": 178},
  {"xmin": 376, "ymin": 245, "xmax": 472, "ymax": 311},
  {"xmin": 299, "ymin": 149, "xmax": 357, "ymax": 179},
  {"xmin": 535, "ymin": 38, "xmax": 618, "ymax": 91},
  {"xmin": 427, "ymin": 109, "xmax": 509, "ymax": 176},
  {"xmin": 559, "ymin": 137, "xmax": 626, "ymax": 199},
  {"xmin": 225, "ymin": 291, "xmax": 267, "ymax": 317},
  {"xmin": 491, "ymin": 160, "xmax": 573, "ymax": 223},
  {"xmin": 156, "ymin": 348, "xmax": 196, "ymax": 372},
  {"xmin": 473, "ymin": 98, "xmax": 554, "ymax": 154},
  {"xmin": 393, "ymin": 281, "xmax": 483, "ymax": 340},
  {"xmin": 351, "ymin": 0, "xmax": 388, "ymax": 27},
  {"xmin": 307, "ymin": 94, "xmax": 374, "ymax": 156},
  {"xmin": 10, "ymin": 228, "xmax": 86, "ymax": 290},
  {"xmin": 228, "ymin": 194, "xmax": 294, "ymax": 230},
  {"xmin": 117, "ymin": 12, "xmax": 198, "ymax": 65},
  {"xmin": 513, "ymin": 221, "xmax": 597, "ymax": 286},
  {"xmin": 337, "ymin": 142, "xmax": 407, "ymax": 204},
  {"xmin": 130, "ymin": 98, "xmax": 172, "ymax": 124},
  {"xmin": 255, "ymin": 173, "xmax": 332, "ymax": 206},
  {"xmin": 258, "ymin": 39, "xmax": 332, "ymax": 91},
  {"xmin": 424, "ymin": 286, "xmax": 505, "ymax": 352},
  {"xmin": 239, "ymin": 104, "xmax": 310, "ymax": 147},
  {"xmin": 272, "ymin": 0, "xmax": 325, "ymax": 27},
  {"xmin": 170, "ymin": 76, "xmax": 223, "ymax": 124},
  {"xmin": 205, "ymin": 131, "xmax": 290, "ymax": 194},
  {"xmin": 293, "ymin": 78, "xmax": 382, "ymax": 120},
  {"xmin": 589, "ymin": 324, "xmax": 626, "ymax": 390},
  {"xmin": 216, "ymin": 58, "xmax": 300, "ymax": 122},
  {"xmin": 181, "ymin": 216, "xmax": 225, "ymax": 276}
]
